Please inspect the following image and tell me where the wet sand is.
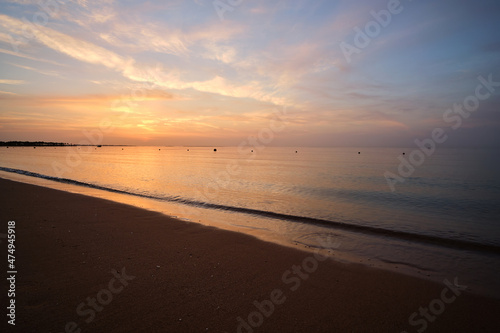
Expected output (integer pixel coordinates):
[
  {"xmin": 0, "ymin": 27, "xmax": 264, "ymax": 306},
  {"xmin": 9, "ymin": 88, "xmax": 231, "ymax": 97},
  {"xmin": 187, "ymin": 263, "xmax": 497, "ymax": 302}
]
[{"xmin": 1, "ymin": 177, "xmax": 500, "ymax": 332}]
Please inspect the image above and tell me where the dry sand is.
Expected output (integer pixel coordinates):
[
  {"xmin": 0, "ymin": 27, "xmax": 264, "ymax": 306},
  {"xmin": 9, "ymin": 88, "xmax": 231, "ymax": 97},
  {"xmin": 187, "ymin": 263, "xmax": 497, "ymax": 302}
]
[{"xmin": 1, "ymin": 177, "xmax": 500, "ymax": 332}]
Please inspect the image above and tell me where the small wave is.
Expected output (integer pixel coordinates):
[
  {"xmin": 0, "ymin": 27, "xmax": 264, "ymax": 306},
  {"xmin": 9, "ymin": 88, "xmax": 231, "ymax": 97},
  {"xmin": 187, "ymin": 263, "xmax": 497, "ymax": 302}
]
[
  {"xmin": 377, "ymin": 258, "xmax": 435, "ymax": 272},
  {"xmin": 2, "ymin": 166, "xmax": 500, "ymax": 255}
]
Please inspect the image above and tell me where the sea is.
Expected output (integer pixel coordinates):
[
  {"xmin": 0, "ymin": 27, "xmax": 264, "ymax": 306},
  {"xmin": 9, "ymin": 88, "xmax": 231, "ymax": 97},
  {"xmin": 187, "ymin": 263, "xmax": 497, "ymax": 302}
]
[{"xmin": 1, "ymin": 146, "xmax": 499, "ymax": 297}]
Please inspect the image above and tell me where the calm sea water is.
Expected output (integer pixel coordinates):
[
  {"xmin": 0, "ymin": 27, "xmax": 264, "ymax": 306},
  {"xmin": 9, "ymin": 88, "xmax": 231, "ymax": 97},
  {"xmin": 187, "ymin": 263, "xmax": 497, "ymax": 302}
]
[{"xmin": 1, "ymin": 146, "xmax": 499, "ymax": 296}]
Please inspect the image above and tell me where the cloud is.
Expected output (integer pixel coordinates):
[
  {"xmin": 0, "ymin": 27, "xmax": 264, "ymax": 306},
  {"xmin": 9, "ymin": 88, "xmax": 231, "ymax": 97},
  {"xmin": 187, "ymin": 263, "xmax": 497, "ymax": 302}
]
[
  {"xmin": 0, "ymin": 14, "xmax": 132, "ymax": 70},
  {"xmin": 0, "ymin": 79, "xmax": 25, "ymax": 85},
  {"xmin": 0, "ymin": 31, "xmax": 25, "ymax": 46},
  {"xmin": 202, "ymin": 43, "xmax": 237, "ymax": 64},
  {"xmin": 1, "ymin": 0, "xmax": 38, "ymax": 4},
  {"xmin": 98, "ymin": 21, "xmax": 188, "ymax": 56},
  {"xmin": 0, "ymin": 11, "xmax": 284, "ymax": 105},
  {"xmin": 0, "ymin": 48, "xmax": 65, "ymax": 66},
  {"xmin": 6, "ymin": 62, "xmax": 61, "ymax": 77},
  {"xmin": 0, "ymin": 91, "xmax": 176, "ymax": 103},
  {"xmin": 0, "ymin": 90, "xmax": 17, "ymax": 95}
]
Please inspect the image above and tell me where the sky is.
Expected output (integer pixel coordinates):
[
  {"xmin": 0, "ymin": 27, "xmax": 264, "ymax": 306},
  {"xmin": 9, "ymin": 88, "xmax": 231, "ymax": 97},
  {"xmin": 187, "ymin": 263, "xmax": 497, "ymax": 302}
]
[{"xmin": 0, "ymin": 0, "xmax": 499, "ymax": 147}]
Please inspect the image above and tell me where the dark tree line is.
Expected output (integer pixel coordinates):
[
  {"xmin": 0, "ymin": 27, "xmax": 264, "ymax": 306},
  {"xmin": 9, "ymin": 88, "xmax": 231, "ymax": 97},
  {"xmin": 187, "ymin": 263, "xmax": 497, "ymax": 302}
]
[{"xmin": 0, "ymin": 141, "xmax": 75, "ymax": 146}]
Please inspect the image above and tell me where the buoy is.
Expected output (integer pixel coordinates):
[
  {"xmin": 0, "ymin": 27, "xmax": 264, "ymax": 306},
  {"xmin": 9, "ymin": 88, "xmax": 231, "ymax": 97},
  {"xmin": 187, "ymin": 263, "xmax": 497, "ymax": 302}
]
[
  {"xmin": 214, "ymin": 148, "xmax": 217, "ymax": 152},
  {"xmin": 402, "ymin": 152, "xmax": 405, "ymax": 155}
]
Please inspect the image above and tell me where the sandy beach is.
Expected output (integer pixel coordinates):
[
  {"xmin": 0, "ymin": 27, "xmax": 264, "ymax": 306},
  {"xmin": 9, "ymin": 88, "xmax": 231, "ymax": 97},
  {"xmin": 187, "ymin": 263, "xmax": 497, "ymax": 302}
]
[{"xmin": 1, "ymin": 177, "xmax": 500, "ymax": 332}]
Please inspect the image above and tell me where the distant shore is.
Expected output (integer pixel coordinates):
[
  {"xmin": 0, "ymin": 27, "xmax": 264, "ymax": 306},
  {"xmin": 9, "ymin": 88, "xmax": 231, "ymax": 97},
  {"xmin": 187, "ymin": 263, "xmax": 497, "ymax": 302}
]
[
  {"xmin": 0, "ymin": 141, "xmax": 133, "ymax": 147},
  {"xmin": 1, "ymin": 177, "xmax": 500, "ymax": 332}
]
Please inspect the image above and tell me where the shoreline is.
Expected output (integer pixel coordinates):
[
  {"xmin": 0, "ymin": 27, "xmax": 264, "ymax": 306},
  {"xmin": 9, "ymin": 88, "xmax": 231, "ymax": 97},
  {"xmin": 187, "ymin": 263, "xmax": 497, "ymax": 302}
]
[
  {"xmin": 1, "ymin": 168, "xmax": 499, "ymax": 300},
  {"xmin": 2, "ymin": 177, "xmax": 500, "ymax": 332}
]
